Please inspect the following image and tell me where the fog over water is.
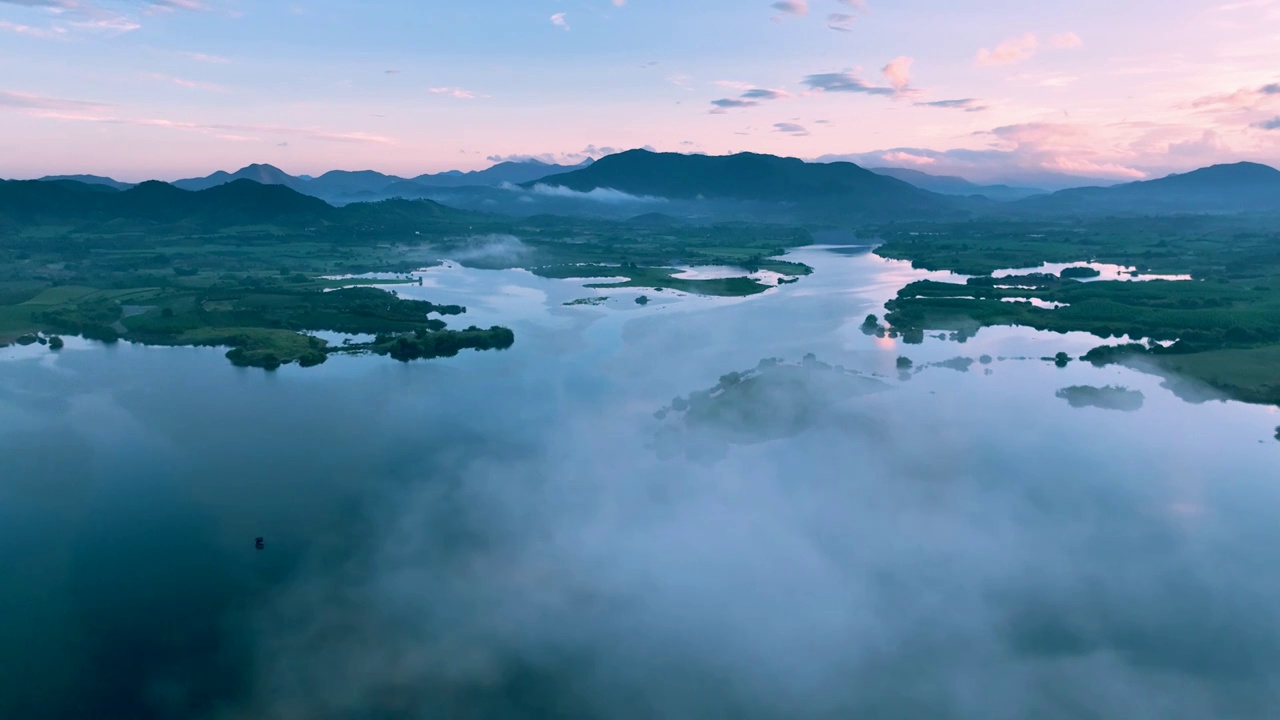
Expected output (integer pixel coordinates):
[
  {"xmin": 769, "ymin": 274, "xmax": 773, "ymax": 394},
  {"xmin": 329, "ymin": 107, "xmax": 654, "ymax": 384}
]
[{"xmin": 2, "ymin": 247, "xmax": 1278, "ymax": 719}]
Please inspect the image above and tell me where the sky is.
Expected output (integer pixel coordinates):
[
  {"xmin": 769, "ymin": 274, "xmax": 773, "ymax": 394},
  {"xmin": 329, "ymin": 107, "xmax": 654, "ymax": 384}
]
[{"xmin": 1, "ymin": 0, "xmax": 1279, "ymax": 184}]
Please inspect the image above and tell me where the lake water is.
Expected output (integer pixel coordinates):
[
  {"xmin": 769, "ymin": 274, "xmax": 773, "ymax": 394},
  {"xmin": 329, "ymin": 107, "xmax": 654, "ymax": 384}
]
[{"xmin": 3, "ymin": 246, "xmax": 1279, "ymax": 720}]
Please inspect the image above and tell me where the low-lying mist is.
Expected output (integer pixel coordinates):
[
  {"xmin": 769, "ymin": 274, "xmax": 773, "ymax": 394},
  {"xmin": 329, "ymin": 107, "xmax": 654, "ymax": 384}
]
[
  {"xmin": 446, "ymin": 234, "xmax": 532, "ymax": 266},
  {"xmin": 213, "ymin": 353, "xmax": 1280, "ymax": 720}
]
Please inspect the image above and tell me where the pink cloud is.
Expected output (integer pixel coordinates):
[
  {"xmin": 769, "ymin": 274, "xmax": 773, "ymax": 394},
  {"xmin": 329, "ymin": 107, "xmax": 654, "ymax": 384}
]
[
  {"xmin": 983, "ymin": 122, "xmax": 1148, "ymax": 179},
  {"xmin": 1040, "ymin": 156, "xmax": 1147, "ymax": 179},
  {"xmin": 0, "ymin": 19, "xmax": 66, "ymax": 39},
  {"xmin": 882, "ymin": 56, "xmax": 913, "ymax": 90},
  {"xmin": 1049, "ymin": 32, "xmax": 1083, "ymax": 49},
  {"xmin": 881, "ymin": 151, "xmax": 935, "ymax": 166},
  {"xmin": 24, "ymin": 109, "xmax": 395, "ymax": 145},
  {"xmin": 0, "ymin": 89, "xmax": 112, "ymax": 111},
  {"xmin": 140, "ymin": 72, "xmax": 228, "ymax": 92},
  {"xmin": 975, "ymin": 34, "xmax": 1039, "ymax": 67}
]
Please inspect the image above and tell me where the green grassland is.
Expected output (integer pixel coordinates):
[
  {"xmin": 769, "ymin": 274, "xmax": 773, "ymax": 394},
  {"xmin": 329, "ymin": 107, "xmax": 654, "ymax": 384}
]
[{"xmin": 873, "ymin": 215, "xmax": 1280, "ymax": 406}]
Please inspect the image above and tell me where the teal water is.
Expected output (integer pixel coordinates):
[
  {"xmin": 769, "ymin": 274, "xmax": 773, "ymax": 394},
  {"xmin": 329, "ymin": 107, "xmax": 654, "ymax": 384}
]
[{"xmin": 2, "ymin": 247, "xmax": 1278, "ymax": 719}]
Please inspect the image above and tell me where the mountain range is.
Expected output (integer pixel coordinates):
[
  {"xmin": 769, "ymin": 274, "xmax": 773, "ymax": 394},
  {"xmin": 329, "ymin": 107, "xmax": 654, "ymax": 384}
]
[
  {"xmin": 867, "ymin": 167, "xmax": 1045, "ymax": 201},
  {"xmin": 163, "ymin": 159, "xmax": 594, "ymax": 204},
  {"xmin": 7, "ymin": 153, "xmax": 1280, "ymax": 229},
  {"xmin": 19, "ymin": 155, "xmax": 1126, "ymax": 207},
  {"xmin": 0, "ymin": 177, "xmax": 464, "ymax": 231},
  {"xmin": 529, "ymin": 149, "xmax": 957, "ymax": 219},
  {"xmin": 1015, "ymin": 162, "xmax": 1280, "ymax": 216}
]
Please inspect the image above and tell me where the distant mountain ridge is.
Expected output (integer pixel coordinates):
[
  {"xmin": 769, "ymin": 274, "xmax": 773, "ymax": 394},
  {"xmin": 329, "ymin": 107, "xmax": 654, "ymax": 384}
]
[
  {"xmin": 413, "ymin": 159, "xmax": 593, "ymax": 188},
  {"xmin": 0, "ymin": 177, "xmax": 466, "ymax": 231},
  {"xmin": 160, "ymin": 159, "xmax": 593, "ymax": 203},
  {"xmin": 37, "ymin": 174, "xmax": 135, "ymax": 191},
  {"xmin": 173, "ymin": 163, "xmax": 309, "ymax": 193},
  {"xmin": 14, "ymin": 156, "xmax": 1280, "ymax": 220},
  {"xmin": 1016, "ymin": 162, "xmax": 1280, "ymax": 215},
  {"xmin": 529, "ymin": 149, "xmax": 955, "ymax": 218},
  {"xmin": 868, "ymin": 167, "xmax": 1044, "ymax": 201}
]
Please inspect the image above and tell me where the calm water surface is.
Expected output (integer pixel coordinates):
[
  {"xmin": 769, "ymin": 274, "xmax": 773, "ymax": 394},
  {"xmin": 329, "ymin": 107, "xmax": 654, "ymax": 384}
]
[{"xmin": 2, "ymin": 247, "xmax": 1278, "ymax": 719}]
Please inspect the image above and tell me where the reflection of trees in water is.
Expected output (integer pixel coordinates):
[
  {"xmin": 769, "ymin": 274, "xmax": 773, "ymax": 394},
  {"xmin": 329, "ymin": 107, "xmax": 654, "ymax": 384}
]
[{"xmin": 652, "ymin": 356, "xmax": 888, "ymax": 459}]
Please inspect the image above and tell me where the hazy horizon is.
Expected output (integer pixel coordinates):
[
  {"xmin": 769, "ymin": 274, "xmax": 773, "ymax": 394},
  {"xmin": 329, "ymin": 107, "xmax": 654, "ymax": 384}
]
[
  {"xmin": 2, "ymin": 0, "xmax": 1278, "ymax": 183},
  {"xmin": 16, "ymin": 149, "xmax": 1280, "ymax": 193}
]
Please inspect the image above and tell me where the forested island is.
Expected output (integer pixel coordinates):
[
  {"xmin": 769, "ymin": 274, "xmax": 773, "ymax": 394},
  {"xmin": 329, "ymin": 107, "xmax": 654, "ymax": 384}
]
[{"xmin": 872, "ymin": 215, "xmax": 1280, "ymax": 407}]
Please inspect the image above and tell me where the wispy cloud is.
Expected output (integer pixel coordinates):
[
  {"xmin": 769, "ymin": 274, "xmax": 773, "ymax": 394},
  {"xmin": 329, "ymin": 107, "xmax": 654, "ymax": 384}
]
[
  {"xmin": 19, "ymin": 108, "xmax": 395, "ymax": 144},
  {"xmin": 0, "ymin": 0, "xmax": 205, "ymax": 36},
  {"xmin": 0, "ymin": 18, "xmax": 66, "ymax": 38},
  {"xmin": 550, "ymin": 12, "xmax": 569, "ymax": 30},
  {"xmin": 1188, "ymin": 81, "xmax": 1280, "ymax": 112},
  {"xmin": 1049, "ymin": 32, "xmax": 1083, "ymax": 49},
  {"xmin": 176, "ymin": 50, "xmax": 230, "ymax": 64},
  {"xmin": 428, "ymin": 87, "xmax": 481, "ymax": 99},
  {"xmin": 741, "ymin": 88, "xmax": 791, "ymax": 100},
  {"xmin": 801, "ymin": 72, "xmax": 896, "ymax": 96},
  {"xmin": 880, "ymin": 150, "xmax": 936, "ymax": 166},
  {"xmin": 915, "ymin": 98, "xmax": 988, "ymax": 112},
  {"xmin": 140, "ymin": 72, "xmax": 228, "ymax": 92},
  {"xmin": 770, "ymin": 0, "xmax": 808, "ymax": 15},
  {"xmin": 826, "ymin": 13, "xmax": 856, "ymax": 31},
  {"xmin": 827, "ymin": 0, "xmax": 865, "ymax": 30},
  {"xmin": 976, "ymin": 33, "xmax": 1039, "ymax": 67},
  {"xmin": 1255, "ymin": 116, "xmax": 1280, "ymax": 130},
  {"xmin": 709, "ymin": 85, "xmax": 791, "ymax": 113},
  {"xmin": 1215, "ymin": 0, "xmax": 1277, "ymax": 11},
  {"xmin": 710, "ymin": 98, "xmax": 760, "ymax": 112},
  {"xmin": 0, "ymin": 89, "xmax": 110, "ymax": 111},
  {"xmin": 773, "ymin": 122, "xmax": 809, "ymax": 136}
]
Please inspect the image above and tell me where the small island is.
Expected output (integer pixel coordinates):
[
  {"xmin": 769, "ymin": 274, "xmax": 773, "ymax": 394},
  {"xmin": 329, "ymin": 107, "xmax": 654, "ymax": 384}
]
[
  {"xmin": 563, "ymin": 297, "xmax": 608, "ymax": 306},
  {"xmin": 18, "ymin": 283, "xmax": 513, "ymax": 370},
  {"xmin": 1060, "ymin": 266, "xmax": 1103, "ymax": 279},
  {"xmin": 653, "ymin": 355, "xmax": 888, "ymax": 459},
  {"xmin": 1056, "ymin": 385, "xmax": 1145, "ymax": 412}
]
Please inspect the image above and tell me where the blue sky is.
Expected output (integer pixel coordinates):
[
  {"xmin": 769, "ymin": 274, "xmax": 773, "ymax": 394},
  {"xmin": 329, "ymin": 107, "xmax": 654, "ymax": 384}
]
[{"xmin": 2, "ymin": 0, "xmax": 1278, "ymax": 182}]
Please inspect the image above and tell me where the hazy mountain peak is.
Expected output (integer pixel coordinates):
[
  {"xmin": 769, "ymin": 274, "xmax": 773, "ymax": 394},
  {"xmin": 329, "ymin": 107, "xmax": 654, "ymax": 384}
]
[
  {"xmin": 1167, "ymin": 161, "xmax": 1280, "ymax": 182},
  {"xmin": 36, "ymin": 174, "xmax": 134, "ymax": 191}
]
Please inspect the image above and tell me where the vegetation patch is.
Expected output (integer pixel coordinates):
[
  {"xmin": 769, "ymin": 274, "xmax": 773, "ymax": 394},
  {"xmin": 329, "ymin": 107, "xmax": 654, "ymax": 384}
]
[
  {"xmin": 653, "ymin": 355, "xmax": 888, "ymax": 459},
  {"xmin": 1056, "ymin": 385, "xmax": 1145, "ymax": 412},
  {"xmin": 872, "ymin": 215, "xmax": 1280, "ymax": 407}
]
